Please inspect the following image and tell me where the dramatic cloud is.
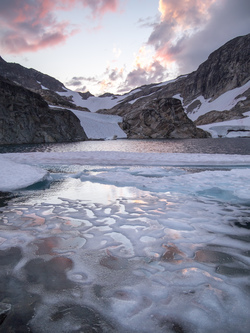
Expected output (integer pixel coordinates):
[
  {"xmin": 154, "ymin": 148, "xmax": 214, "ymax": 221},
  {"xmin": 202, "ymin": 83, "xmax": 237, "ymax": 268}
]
[
  {"xmin": 0, "ymin": 0, "xmax": 119, "ymax": 54},
  {"xmin": 148, "ymin": 0, "xmax": 216, "ymax": 61},
  {"xmin": 147, "ymin": 0, "xmax": 250, "ymax": 75},
  {"xmin": 175, "ymin": 0, "xmax": 250, "ymax": 73}
]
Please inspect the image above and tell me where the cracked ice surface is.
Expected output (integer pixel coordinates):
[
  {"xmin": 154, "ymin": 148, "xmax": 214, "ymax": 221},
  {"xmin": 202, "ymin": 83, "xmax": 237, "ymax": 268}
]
[{"xmin": 0, "ymin": 165, "xmax": 250, "ymax": 332}]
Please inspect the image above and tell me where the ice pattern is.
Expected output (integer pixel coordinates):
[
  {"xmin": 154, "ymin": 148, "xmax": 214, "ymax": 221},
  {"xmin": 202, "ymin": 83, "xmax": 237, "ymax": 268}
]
[{"xmin": 0, "ymin": 164, "xmax": 250, "ymax": 332}]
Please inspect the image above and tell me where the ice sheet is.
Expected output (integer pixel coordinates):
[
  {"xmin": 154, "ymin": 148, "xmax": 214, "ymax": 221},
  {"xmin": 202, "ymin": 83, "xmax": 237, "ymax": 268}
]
[
  {"xmin": 0, "ymin": 162, "xmax": 250, "ymax": 332},
  {"xmin": 0, "ymin": 155, "xmax": 49, "ymax": 191},
  {"xmin": 2, "ymin": 151, "xmax": 250, "ymax": 192}
]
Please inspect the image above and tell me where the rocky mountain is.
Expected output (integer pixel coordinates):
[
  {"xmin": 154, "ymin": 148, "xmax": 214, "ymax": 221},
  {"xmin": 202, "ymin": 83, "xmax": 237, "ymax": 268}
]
[
  {"xmin": 1, "ymin": 33, "xmax": 249, "ymax": 140},
  {"xmin": 98, "ymin": 33, "xmax": 250, "ymax": 138},
  {"xmin": 0, "ymin": 57, "xmax": 209, "ymax": 140},
  {"xmin": 0, "ymin": 76, "xmax": 87, "ymax": 145},
  {"xmin": 0, "ymin": 57, "xmax": 89, "ymax": 111}
]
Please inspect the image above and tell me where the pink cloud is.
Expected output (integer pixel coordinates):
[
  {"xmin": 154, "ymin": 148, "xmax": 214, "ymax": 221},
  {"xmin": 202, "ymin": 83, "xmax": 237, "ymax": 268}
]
[
  {"xmin": 149, "ymin": 0, "xmax": 250, "ymax": 76},
  {"xmin": 0, "ymin": 0, "xmax": 119, "ymax": 54},
  {"xmin": 148, "ymin": 0, "xmax": 217, "ymax": 61}
]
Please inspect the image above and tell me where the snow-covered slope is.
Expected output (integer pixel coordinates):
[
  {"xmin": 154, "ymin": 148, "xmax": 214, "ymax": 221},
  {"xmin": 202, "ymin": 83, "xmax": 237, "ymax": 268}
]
[
  {"xmin": 186, "ymin": 80, "xmax": 250, "ymax": 122},
  {"xmin": 51, "ymin": 106, "xmax": 127, "ymax": 140},
  {"xmin": 70, "ymin": 109, "xmax": 127, "ymax": 140},
  {"xmin": 186, "ymin": 80, "xmax": 250, "ymax": 137},
  {"xmin": 57, "ymin": 88, "xmax": 141, "ymax": 112}
]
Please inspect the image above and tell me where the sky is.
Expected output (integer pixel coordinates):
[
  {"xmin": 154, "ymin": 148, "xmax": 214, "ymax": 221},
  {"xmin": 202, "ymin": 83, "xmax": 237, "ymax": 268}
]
[{"xmin": 0, "ymin": 0, "xmax": 249, "ymax": 96}]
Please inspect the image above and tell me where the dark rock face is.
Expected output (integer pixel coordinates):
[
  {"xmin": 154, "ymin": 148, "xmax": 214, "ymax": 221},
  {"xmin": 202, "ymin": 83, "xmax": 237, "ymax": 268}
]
[
  {"xmin": 0, "ymin": 76, "xmax": 87, "ymax": 145},
  {"xmin": 121, "ymin": 98, "xmax": 210, "ymax": 139},
  {"xmin": 186, "ymin": 34, "xmax": 250, "ymax": 102}
]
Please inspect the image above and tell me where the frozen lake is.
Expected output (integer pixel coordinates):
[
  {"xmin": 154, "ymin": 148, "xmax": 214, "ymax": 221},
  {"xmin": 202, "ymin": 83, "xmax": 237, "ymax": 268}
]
[
  {"xmin": 1, "ymin": 137, "xmax": 250, "ymax": 155},
  {"xmin": 0, "ymin": 140, "xmax": 250, "ymax": 332}
]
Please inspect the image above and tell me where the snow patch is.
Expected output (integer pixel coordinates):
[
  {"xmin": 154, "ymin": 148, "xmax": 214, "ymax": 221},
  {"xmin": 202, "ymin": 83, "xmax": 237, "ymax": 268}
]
[
  {"xmin": 186, "ymin": 80, "xmax": 250, "ymax": 121},
  {"xmin": 198, "ymin": 111, "xmax": 250, "ymax": 138}
]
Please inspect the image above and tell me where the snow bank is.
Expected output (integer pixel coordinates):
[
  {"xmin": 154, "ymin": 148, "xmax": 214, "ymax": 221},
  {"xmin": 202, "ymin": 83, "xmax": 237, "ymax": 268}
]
[
  {"xmin": 0, "ymin": 155, "xmax": 49, "ymax": 191},
  {"xmin": 186, "ymin": 80, "xmax": 250, "ymax": 122},
  {"xmin": 198, "ymin": 111, "xmax": 250, "ymax": 138}
]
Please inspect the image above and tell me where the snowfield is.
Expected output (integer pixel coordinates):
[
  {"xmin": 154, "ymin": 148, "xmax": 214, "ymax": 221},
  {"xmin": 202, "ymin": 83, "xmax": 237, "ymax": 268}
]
[{"xmin": 70, "ymin": 109, "xmax": 127, "ymax": 140}]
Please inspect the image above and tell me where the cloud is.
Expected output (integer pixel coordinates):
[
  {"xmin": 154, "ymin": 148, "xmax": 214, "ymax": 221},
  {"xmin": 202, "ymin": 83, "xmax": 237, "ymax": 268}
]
[
  {"xmin": 66, "ymin": 77, "xmax": 84, "ymax": 87},
  {"xmin": 147, "ymin": 0, "xmax": 250, "ymax": 75},
  {"xmin": 105, "ymin": 66, "xmax": 124, "ymax": 81},
  {"xmin": 119, "ymin": 59, "xmax": 169, "ymax": 93},
  {"xmin": 66, "ymin": 75, "xmax": 99, "ymax": 88},
  {"xmin": 0, "ymin": 0, "xmax": 119, "ymax": 54},
  {"xmin": 81, "ymin": 0, "xmax": 118, "ymax": 17}
]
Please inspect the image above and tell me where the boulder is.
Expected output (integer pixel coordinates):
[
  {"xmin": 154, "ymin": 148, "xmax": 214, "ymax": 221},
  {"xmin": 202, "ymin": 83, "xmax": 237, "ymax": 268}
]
[{"xmin": 121, "ymin": 98, "xmax": 210, "ymax": 139}]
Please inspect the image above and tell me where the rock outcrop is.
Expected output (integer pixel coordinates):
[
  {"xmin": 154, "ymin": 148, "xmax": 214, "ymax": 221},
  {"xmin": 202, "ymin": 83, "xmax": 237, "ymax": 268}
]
[
  {"xmin": 120, "ymin": 98, "xmax": 210, "ymax": 139},
  {"xmin": 0, "ymin": 76, "xmax": 87, "ymax": 145}
]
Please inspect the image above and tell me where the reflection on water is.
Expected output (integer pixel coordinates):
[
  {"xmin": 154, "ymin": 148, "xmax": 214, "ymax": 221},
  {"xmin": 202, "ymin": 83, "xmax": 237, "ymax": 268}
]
[
  {"xmin": 1, "ymin": 138, "xmax": 250, "ymax": 155},
  {"xmin": 0, "ymin": 168, "xmax": 250, "ymax": 332}
]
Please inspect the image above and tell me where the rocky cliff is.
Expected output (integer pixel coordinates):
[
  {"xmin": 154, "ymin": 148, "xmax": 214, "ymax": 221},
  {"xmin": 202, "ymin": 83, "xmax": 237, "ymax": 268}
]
[{"xmin": 0, "ymin": 76, "xmax": 87, "ymax": 145}]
